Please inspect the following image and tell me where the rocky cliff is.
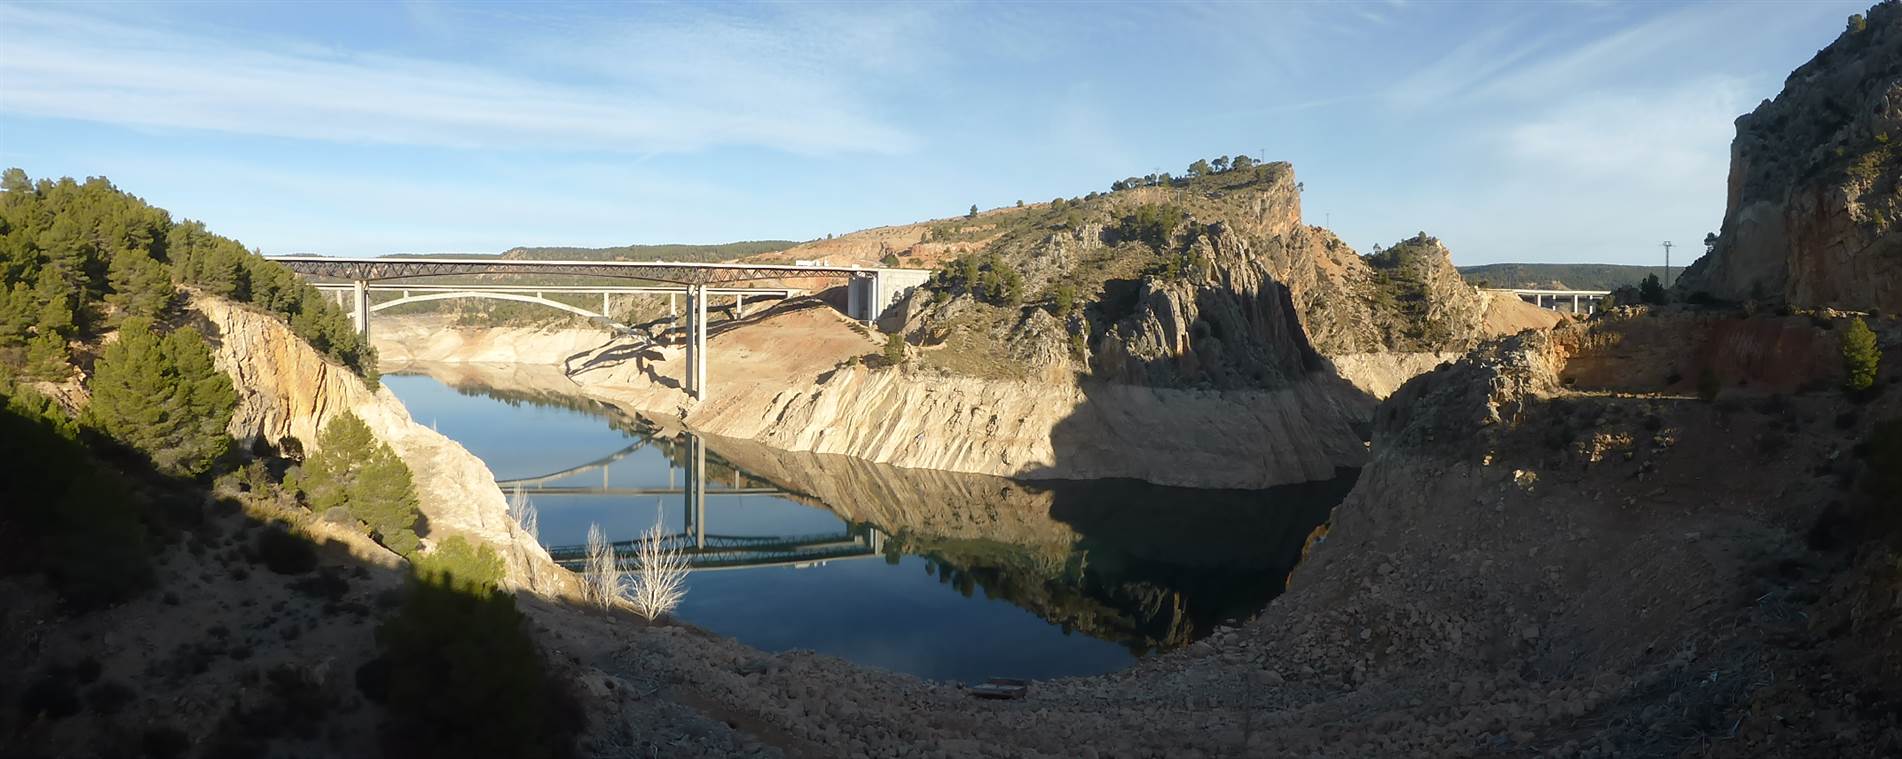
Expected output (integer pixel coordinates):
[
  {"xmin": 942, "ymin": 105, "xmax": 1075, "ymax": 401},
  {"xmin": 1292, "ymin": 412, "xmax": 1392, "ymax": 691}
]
[
  {"xmin": 563, "ymin": 303, "xmax": 1370, "ymax": 488},
  {"xmin": 1680, "ymin": 2, "xmax": 1902, "ymax": 311},
  {"xmin": 190, "ymin": 296, "xmax": 571, "ymax": 595},
  {"xmin": 888, "ymin": 164, "xmax": 1555, "ymax": 391}
]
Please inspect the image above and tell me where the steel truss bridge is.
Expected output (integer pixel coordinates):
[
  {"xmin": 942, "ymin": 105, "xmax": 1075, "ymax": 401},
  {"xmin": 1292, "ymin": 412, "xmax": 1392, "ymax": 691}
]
[
  {"xmin": 269, "ymin": 255, "xmax": 931, "ymax": 401},
  {"xmin": 508, "ymin": 434, "xmax": 885, "ymax": 572}
]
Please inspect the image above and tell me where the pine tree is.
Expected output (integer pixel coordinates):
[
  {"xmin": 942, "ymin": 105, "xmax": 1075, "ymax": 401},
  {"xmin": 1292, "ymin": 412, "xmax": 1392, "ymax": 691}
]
[
  {"xmin": 32, "ymin": 268, "xmax": 76, "ymax": 339},
  {"xmin": 106, "ymin": 248, "xmax": 175, "ymax": 321},
  {"xmin": 1843, "ymin": 316, "xmax": 1881, "ymax": 392},
  {"xmin": 84, "ymin": 318, "xmax": 236, "ymax": 477},
  {"xmin": 303, "ymin": 412, "xmax": 422, "ymax": 556},
  {"xmin": 1, "ymin": 167, "xmax": 29, "ymax": 193},
  {"xmin": 0, "ymin": 282, "xmax": 34, "ymax": 348},
  {"xmin": 882, "ymin": 332, "xmax": 907, "ymax": 366},
  {"xmin": 22, "ymin": 331, "xmax": 69, "ymax": 380}
]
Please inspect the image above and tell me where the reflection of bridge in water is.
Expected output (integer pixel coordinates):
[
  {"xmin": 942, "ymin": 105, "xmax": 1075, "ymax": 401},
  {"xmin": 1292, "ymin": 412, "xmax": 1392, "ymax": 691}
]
[{"xmin": 519, "ymin": 434, "xmax": 885, "ymax": 572}]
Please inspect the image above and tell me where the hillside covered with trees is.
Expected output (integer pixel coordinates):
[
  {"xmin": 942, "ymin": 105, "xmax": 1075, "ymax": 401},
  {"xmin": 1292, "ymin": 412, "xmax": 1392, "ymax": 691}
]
[
  {"xmin": 0, "ymin": 169, "xmax": 376, "ymax": 382},
  {"xmin": 0, "ymin": 170, "xmax": 580, "ymax": 758}
]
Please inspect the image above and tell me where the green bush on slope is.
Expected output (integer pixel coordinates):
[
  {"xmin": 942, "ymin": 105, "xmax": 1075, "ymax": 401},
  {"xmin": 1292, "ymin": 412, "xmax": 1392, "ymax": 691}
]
[
  {"xmin": 928, "ymin": 252, "xmax": 1024, "ymax": 306},
  {"xmin": 298, "ymin": 412, "xmax": 424, "ymax": 557},
  {"xmin": 1843, "ymin": 316, "xmax": 1882, "ymax": 392}
]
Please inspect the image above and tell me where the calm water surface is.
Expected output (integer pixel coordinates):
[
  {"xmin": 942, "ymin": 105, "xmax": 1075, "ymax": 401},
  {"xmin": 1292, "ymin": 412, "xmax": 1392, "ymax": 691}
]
[{"xmin": 385, "ymin": 372, "xmax": 1356, "ymax": 683}]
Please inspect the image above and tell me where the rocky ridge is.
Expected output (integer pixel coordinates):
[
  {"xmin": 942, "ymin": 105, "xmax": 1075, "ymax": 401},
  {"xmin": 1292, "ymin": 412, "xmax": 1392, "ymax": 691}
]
[{"xmin": 1680, "ymin": 1, "xmax": 1902, "ymax": 311}]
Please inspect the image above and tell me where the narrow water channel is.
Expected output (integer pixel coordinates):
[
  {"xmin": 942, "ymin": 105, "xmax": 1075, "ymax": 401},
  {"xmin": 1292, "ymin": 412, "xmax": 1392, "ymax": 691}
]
[{"xmin": 385, "ymin": 370, "xmax": 1358, "ymax": 683}]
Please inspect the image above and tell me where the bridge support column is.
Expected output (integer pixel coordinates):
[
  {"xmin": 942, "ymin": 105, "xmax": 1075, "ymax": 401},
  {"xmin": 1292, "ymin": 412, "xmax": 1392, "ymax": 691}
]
[
  {"xmin": 735, "ymin": 293, "xmax": 745, "ymax": 318},
  {"xmin": 685, "ymin": 285, "xmax": 709, "ymax": 401},
  {"xmin": 686, "ymin": 434, "xmax": 706, "ymax": 550},
  {"xmin": 351, "ymin": 279, "xmax": 370, "ymax": 338}
]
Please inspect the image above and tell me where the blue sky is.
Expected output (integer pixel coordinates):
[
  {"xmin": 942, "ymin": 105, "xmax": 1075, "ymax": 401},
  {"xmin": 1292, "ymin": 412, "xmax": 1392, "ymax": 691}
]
[{"xmin": 0, "ymin": 1, "xmax": 1872, "ymax": 266}]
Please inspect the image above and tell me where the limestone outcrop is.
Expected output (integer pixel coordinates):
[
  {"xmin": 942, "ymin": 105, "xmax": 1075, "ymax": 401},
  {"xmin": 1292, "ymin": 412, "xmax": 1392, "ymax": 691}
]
[
  {"xmin": 1679, "ymin": 2, "xmax": 1902, "ymax": 311},
  {"xmin": 564, "ymin": 303, "xmax": 1371, "ymax": 489},
  {"xmin": 190, "ymin": 296, "xmax": 571, "ymax": 595}
]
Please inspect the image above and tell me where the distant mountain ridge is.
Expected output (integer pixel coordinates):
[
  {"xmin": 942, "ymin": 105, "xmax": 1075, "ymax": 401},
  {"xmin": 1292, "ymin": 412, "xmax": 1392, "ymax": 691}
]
[{"xmin": 1458, "ymin": 263, "xmax": 1666, "ymax": 291}]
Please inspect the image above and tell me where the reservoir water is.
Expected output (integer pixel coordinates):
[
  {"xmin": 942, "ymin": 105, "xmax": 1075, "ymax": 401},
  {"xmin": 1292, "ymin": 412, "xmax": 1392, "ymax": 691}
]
[{"xmin": 385, "ymin": 370, "xmax": 1357, "ymax": 683}]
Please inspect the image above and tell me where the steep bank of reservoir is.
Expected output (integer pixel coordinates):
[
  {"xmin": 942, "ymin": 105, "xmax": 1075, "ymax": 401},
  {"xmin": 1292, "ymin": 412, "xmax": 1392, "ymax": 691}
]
[
  {"xmin": 385, "ymin": 363, "xmax": 1357, "ymax": 681},
  {"xmin": 191, "ymin": 297, "xmax": 570, "ymax": 594}
]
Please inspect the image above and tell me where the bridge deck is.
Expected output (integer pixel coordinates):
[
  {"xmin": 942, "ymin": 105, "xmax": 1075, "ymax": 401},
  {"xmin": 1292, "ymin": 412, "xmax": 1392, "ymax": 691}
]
[{"xmin": 270, "ymin": 255, "xmax": 927, "ymax": 286}]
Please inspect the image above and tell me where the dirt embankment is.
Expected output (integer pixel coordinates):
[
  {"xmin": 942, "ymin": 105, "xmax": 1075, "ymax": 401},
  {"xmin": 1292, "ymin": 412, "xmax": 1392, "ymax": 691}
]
[
  {"xmin": 192, "ymin": 297, "xmax": 572, "ymax": 596},
  {"xmin": 368, "ymin": 314, "xmax": 617, "ymax": 367}
]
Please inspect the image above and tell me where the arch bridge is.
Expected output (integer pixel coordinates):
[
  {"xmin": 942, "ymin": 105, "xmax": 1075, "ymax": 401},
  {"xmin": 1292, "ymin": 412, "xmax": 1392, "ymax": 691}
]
[
  {"xmin": 516, "ymin": 435, "xmax": 885, "ymax": 572},
  {"xmin": 309, "ymin": 283, "xmax": 799, "ymax": 332},
  {"xmin": 271, "ymin": 256, "xmax": 932, "ymax": 401}
]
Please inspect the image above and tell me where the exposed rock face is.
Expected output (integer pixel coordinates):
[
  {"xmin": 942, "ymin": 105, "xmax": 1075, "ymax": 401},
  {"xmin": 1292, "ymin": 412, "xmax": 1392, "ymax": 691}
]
[
  {"xmin": 1680, "ymin": 3, "xmax": 1902, "ymax": 311},
  {"xmin": 190, "ymin": 297, "xmax": 572, "ymax": 595},
  {"xmin": 1326, "ymin": 351, "xmax": 1463, "ymax": 400},
  {"xmin": 566, "ymin": 305, "xmax": 1372, "ymax": 489},
  {"xmin": 1374, "ymin": 329, "xmax": 1565, "ymax": 455}
]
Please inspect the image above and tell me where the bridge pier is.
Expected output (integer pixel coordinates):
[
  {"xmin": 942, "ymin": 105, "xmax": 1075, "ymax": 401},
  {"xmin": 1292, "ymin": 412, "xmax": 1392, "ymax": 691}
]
[
  {"xmin": 682, "ymin": 285, "xmax": 711, "ymax": 401},
  {"xmin": 351, "ymin": 279, "xmax": 370, "ymax": 338}
]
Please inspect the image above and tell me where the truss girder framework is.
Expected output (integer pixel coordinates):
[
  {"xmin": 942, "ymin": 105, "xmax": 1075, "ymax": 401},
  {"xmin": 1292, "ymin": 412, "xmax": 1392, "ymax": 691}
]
[{"xmin": 269, "ymin": 256, "xmax": 872, "ymax": 286}]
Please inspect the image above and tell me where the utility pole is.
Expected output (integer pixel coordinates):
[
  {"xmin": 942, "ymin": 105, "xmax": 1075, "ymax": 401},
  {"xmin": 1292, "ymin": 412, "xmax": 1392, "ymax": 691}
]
[{"xmin": 1661, "ymin": 241, "xmax": 1674, "ymax": 287}]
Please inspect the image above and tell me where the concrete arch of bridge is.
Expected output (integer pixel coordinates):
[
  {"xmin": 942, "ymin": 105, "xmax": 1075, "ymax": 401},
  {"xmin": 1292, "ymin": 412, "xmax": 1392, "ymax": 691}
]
[{"xmin": 370, "ymin": 291, "xmax": 627, "ymax": 329}]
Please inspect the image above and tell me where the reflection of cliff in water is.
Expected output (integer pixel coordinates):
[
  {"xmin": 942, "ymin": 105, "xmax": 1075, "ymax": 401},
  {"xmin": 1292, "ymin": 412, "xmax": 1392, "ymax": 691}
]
[
  {"xmin": 398, "ymin": 362, "xmax": 1357, "ymax": 655},
  {"xmin": 660, "ymin": 431, "xmax": 1358, "ymax": 656},
  {"xmin": 886, "ymin": 474, "xmax": 1356, "ymax": 654}
]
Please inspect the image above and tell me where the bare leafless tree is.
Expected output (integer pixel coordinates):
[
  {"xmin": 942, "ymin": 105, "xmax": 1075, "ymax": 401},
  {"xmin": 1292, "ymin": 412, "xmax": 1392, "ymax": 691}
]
[
  {"xmin": 584, "ymin": 522, "xmax": 622, "ymax": 611},
  {"xmin": 626, "ymin": 506, "xmax": 689, "ymax": 621},
  {"xmin": 508, "ymin": 485, "xmax": 538, "ymax": 542}
]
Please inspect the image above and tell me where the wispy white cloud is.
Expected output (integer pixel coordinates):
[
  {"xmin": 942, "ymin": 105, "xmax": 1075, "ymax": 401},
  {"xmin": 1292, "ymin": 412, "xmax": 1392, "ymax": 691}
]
[
  {"xmin": 0, "ymin": 4, "xmax": 919, "ymax": 155},
  {"xmin": 1384, "ymin": 18, "xmax": 1551, "ymax": 109},
  {"xmin": 1502, "ymin": 76, "xmax": 1750, "ymax": 189}
]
